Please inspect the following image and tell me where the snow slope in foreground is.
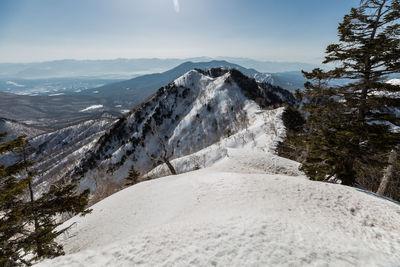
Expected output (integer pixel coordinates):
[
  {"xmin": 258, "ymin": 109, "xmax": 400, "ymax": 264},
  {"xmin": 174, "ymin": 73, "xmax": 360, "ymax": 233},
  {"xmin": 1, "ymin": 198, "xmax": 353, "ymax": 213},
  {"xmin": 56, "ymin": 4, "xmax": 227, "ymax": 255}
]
[{"xmin": 37, "ymin": 155, "xmax": 400, "ymax": 266}]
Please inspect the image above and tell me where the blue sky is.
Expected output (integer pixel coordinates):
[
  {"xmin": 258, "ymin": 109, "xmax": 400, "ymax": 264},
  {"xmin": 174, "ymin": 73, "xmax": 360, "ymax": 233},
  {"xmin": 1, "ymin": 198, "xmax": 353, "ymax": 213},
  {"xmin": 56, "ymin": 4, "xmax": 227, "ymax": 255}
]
[{"xmin": 0, "ymin": 0, "xmax": 359, "ymax": 63}]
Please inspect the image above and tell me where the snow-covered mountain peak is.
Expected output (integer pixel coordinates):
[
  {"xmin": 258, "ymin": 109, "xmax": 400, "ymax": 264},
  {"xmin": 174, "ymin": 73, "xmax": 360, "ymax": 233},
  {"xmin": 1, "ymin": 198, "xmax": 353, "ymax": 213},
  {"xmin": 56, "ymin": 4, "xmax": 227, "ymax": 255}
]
[
  {"xmin": 172, "ymin": 68, "xmax": 239, "ymax": 95},
  {"xmin": 73, "ymin": 68, "xmax": 296, "ymax": 201},
  {"xmin": 173, "ymin": 69, "xmax": 211, "ymax": 88}
]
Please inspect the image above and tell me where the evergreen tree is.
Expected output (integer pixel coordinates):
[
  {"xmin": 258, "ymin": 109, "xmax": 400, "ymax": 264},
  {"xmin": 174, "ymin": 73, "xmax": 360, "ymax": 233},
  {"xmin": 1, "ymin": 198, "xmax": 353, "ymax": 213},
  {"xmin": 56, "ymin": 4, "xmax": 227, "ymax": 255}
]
[
  {"xmin": 323, "ymin": 0, "xmax": 400, "ymax": 123},
  {"xmin": 0, "ymin": 133, "xmax": 31, "ymax": 266},
  {"xmin": 22, "ymin": 180, "xmax": 91, "ymax": 263},
  {"xmin": 277, "ymin": 104, "xmax": 307, "ymax": 163},
  {"xmin": 281, "ymin": 106, "xmax": 305, "ymax": 133},
  {"xmin": 0, "ymin": 133, "xmax": 91, "ymax": 265},
  {"xmin": 125, "ymin": 165, "xmax": 140, "ymax": 186},
  {"xmin": 300, "ymin": 0, "xmax": 400, "ymax": 186}
]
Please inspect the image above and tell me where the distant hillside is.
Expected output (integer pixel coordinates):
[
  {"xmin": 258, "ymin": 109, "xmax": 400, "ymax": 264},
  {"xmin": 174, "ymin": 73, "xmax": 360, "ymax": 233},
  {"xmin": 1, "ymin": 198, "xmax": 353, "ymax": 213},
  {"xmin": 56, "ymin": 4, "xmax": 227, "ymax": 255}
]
[
  {"xmin": 0, "ymin": 77, "xmax": 122, "ymax": 96},
  {"xmin": 0, "ymin": 92, "xmax": 121, "ymax": 129},
  {"xmin": 0, "ymin": 118, "xmax": 45, "ymax": 141},
  {"xmin": 217, "ymin": 57, "xmax": 319, "ymax": 73}
]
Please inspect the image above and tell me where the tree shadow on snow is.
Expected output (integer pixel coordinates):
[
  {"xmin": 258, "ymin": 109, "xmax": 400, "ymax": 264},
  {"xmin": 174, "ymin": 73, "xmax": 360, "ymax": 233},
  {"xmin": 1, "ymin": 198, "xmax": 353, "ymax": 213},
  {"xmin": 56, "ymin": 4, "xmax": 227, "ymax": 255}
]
[{"xmin": 355, "ymin": 186, "xmax": 400, "ymax": 206}]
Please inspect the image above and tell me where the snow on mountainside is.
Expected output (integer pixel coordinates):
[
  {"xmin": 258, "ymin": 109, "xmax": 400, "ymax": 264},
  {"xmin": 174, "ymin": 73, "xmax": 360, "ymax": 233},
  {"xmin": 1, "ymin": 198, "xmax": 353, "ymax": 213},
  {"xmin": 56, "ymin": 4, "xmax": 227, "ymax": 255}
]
[
  {"xmin": 0, "ymin": 118, "xmax": 45, "ymax": 141},
  {"xmin": 72, "ymin": 68, "xmax": 296, "ymax": 200},
  {"xmin": 388, "ymin": 78, "xmax": 400, "ymax": 86},
  {"xmin": 37, "ymin": 107, "xmax": 400, "ymax": 266},
  {"xmin": 147, "ymin": 107, "xmax": 301, "ymax": 179},
  {"xmin": 0, "ymin": 116, "xmax": 116, "ymax": 197},
  {"xmin": 25, "ymin": 117, "xmax": 116, "ymax": 196}
]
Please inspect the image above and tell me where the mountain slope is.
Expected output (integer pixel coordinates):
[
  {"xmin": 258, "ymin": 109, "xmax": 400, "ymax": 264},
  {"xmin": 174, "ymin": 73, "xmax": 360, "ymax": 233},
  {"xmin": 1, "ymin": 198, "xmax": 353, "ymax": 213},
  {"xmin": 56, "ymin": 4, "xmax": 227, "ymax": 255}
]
[
  {"xmin": 28, "ymin": 116, "xmax": 116, "ymax": 193},
  {"xmin": 72, "ymin": 68, "xmax": 295, "ymax": 200},
  {"xmin": 0, "ymin": 118, "xmax": 45, "ymax": 141},
  {"xmin": 37, "ymin": 115, "xmax": 400, "ymax": 267},
  {"xmin": 0, "ymin": 116, "xmax": 117, "ymax": 199}
]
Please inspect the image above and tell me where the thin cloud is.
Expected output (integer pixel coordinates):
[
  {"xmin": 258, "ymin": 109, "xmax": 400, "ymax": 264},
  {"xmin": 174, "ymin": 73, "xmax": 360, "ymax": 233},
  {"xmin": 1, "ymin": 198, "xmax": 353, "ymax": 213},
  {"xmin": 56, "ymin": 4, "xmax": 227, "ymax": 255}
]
[{"xmin": 173, "ymin": 0, "xmax": 180, "ymax": 13}]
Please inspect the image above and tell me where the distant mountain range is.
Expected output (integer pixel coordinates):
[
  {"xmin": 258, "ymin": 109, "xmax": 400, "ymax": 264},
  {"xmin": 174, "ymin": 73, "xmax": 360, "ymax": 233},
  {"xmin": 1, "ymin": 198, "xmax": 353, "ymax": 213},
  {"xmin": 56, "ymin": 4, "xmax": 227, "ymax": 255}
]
[
  {"xmin": 0, "ymin": 60, "xmax": 309, "ymax": 97},
  {"xmin": 215, "ymin": 57, "xmax": 318, "ymax": 73},
  {"xmin": 0, "ymin": 57, "xmax": 319, "ymax": 79}
]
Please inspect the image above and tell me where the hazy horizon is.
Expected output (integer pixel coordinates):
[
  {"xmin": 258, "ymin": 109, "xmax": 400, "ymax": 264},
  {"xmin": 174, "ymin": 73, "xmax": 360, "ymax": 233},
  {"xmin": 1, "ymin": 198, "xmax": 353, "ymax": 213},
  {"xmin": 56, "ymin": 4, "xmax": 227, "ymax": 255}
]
[
  {"xmin": 0, "ymin": 56, "xmax": 320, "ymax": 65},
  {"xmin": 1, "ymin": 0, "xmax": 359, "ymax": 64}
]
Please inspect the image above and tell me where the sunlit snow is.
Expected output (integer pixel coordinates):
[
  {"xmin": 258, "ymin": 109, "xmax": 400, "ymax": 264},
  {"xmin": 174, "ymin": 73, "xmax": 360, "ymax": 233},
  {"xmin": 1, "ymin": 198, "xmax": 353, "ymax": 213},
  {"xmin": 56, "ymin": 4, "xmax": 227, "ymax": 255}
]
[{"xmin": 80, "ymin": 105, "xmax": 103, "ymax": 112}]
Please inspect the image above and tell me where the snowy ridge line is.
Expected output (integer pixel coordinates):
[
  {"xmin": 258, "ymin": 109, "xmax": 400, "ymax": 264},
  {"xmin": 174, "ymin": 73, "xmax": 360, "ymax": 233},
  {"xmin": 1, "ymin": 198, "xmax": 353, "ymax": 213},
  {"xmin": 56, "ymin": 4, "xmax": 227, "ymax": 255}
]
[{"xmin": 147, "ymin": 107, "xmax": 302, "ymax": 178}]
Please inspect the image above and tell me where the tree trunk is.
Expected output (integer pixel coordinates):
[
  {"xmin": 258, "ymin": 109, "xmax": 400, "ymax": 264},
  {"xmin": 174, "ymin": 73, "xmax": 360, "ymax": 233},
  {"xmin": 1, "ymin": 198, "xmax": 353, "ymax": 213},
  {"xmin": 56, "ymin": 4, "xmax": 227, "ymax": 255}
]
[
  {"xmin": 359, "ymin": 0, "xmax": 385, "ymax": 122},
  {"xmin": 377, "ymin": 145, "xmax": 399, "ymax": 195},
  {"xmin": 28, "ymin": 180, "xmax": 43, "ymax": 257},
  {"xmin": 163, "ymin": 159, "xmax": 177, "ymax": 175},
  {"xmin": 23, "ymin": 146, "xmax": 43, "ymax": 258}
]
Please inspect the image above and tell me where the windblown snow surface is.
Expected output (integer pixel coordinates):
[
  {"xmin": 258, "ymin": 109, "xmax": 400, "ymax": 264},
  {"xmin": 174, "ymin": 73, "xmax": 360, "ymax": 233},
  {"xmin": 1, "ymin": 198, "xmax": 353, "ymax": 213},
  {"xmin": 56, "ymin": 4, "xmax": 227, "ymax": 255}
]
[{"xmin": 36, "ymin": 105, "xmax": 400, "ymax": 266}]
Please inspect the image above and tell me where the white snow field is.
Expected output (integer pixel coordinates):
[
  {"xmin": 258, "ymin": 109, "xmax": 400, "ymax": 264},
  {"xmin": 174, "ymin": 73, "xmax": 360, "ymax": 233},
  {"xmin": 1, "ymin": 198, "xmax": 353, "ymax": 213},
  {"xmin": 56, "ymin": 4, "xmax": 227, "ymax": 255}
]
[
  {"xmin": 36, "ymin": 109, "xmax": 400, "ymax": 266},
  {"xmin": 37, "ymin": 161, "xmax": 400, "ymax": 266}
]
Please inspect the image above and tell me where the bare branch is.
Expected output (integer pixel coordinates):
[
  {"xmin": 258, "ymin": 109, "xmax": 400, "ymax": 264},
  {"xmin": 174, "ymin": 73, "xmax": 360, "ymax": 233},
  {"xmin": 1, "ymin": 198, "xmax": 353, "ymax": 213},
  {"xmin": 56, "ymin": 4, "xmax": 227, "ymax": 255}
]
[
  {"xmin": 144, "ymin": 143, "xmax": 163, "ymax": 162},
  {"xmin": 144, "ymin": 119, "xmax": 177, "ymax": 175}
]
